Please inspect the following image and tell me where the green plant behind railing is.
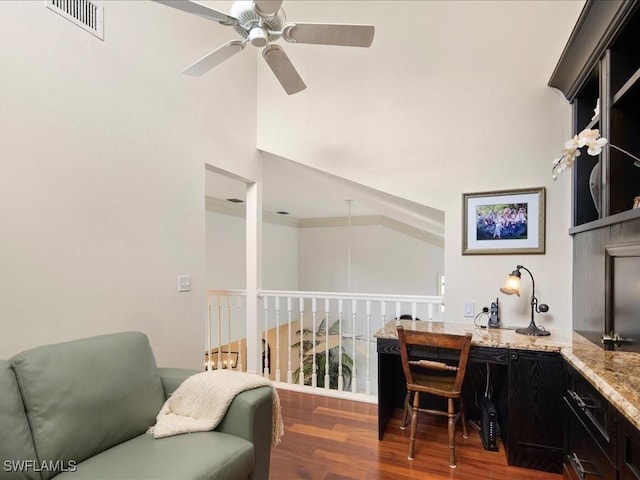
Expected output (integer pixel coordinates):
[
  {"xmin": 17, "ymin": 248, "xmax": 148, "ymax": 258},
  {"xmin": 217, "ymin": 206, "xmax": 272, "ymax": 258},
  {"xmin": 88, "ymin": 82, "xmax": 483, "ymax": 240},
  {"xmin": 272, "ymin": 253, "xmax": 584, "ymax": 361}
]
[{"xmin": 292, "ymin": 318, "xmax": 354, "ymax": 390}]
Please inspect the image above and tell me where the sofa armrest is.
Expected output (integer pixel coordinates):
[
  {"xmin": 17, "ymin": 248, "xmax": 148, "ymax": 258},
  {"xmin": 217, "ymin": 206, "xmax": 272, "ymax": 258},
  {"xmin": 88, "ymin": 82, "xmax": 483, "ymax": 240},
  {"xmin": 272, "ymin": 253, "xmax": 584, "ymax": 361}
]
[
  {"xmin": 157, "ymin": 369, "xmax": 273, "ymax": 480},
  {"xmin": 157, "ymin": 367, "xmax": 199, "ymax": 399},
  {"xmin": 217, "ymin": 386, "xmax": 273, "ymax": 480}
]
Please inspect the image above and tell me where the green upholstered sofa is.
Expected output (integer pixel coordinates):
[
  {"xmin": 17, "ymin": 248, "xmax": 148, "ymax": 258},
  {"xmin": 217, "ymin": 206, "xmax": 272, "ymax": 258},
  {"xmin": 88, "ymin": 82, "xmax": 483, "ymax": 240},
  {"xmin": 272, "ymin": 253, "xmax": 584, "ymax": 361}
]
[{"xmin": 0, "ymin": 332, "xmax": 273, "ymax": 480}]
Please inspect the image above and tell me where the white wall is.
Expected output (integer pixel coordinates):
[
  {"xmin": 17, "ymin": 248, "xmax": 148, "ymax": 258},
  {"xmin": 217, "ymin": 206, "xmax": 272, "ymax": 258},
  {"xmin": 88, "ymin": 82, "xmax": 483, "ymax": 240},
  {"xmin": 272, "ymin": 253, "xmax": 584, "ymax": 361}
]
[
  {"xmin": 298, "ymin": 224, "xmax": 443, "ymax": 296},
  {"xmin": 257, "ymin": 1, "xmax": 583, "ymax": 332},
  {"xmin": 0, "ymin": 0, "xmax": 586, "ymax": 368},
  {"xmin": 205, "ymin": 211, "xmax": 299, "ymax": 290},
  {"xmin": 205, "ymin": 213, "xmax": 443, "ymax": 296},
  {"xmin": 0, "ymin": 1, "xmax": 258, "ymax": 366}
]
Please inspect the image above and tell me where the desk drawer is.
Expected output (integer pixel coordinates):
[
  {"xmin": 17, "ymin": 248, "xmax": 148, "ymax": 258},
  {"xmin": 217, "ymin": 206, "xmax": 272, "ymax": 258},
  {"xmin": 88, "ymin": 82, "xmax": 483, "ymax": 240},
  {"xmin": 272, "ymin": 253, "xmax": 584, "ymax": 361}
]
[
  {"xmin": 565, "ymin": 398, "xmax": 617, "ymax": 480},
  {"xmin": 566, "ymin": 365, "xmax": 616, "ymax": 463}
]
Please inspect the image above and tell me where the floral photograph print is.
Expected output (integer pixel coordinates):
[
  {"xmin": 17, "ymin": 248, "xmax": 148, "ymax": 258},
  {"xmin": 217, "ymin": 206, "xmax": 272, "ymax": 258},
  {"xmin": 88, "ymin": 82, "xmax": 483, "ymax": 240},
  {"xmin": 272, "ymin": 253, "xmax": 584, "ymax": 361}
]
[{"xmin": 462, "ymin": 187, "xmax": 545, "ymax": 255}]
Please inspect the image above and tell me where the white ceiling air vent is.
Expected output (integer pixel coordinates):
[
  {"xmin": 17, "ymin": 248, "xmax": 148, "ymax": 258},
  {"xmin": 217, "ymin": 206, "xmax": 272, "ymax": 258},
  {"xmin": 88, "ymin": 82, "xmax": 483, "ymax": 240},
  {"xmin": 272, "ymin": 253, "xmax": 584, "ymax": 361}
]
[{"xmin": 46, "ymin": 0, "xmax": 104, "ymax": 40}]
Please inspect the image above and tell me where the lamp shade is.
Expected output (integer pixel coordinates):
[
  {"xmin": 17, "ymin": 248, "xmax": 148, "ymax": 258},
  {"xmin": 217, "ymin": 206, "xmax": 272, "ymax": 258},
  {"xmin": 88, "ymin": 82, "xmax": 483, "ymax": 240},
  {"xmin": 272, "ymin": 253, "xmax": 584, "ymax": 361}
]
[{"xmin": 500, "ymin": 271, "xmax": 521, "ymax": 296}]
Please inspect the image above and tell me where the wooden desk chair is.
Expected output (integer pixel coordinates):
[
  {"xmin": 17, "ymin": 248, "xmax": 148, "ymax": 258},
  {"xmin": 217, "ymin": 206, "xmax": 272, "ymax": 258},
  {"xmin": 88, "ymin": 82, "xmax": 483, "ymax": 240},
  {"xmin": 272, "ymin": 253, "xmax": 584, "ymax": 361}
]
[{"xmin": 397, "ymin": 326, "xmax": 472, "ymax": 467}]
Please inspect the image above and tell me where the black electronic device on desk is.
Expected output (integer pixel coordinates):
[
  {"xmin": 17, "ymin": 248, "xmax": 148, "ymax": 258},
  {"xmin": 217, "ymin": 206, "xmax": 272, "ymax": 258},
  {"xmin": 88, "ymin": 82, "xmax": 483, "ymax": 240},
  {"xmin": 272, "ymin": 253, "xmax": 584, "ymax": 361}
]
[{"xmin": 488, "ymin": 298, "xmax": 500, "ymax": 328}]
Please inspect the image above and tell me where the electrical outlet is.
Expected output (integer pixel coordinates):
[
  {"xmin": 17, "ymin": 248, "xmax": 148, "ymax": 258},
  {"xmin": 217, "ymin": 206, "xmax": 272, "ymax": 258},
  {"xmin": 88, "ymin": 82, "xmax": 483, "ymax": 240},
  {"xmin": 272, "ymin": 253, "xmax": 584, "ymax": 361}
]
[
  {"xmin": 463, "ymin": 301, "xmax": 474, "ymax": 317},
  {"xmin": 178, "ymin": 275, "xmax": 191, "ymax": 292}
]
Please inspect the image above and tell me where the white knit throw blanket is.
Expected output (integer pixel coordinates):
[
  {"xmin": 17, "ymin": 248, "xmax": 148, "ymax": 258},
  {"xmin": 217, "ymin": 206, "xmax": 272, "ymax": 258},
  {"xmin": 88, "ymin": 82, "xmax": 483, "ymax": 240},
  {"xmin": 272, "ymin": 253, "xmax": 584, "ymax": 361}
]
[{"xmin": 150, "ymin": 370, "xmax": 284, "ymax": 446}]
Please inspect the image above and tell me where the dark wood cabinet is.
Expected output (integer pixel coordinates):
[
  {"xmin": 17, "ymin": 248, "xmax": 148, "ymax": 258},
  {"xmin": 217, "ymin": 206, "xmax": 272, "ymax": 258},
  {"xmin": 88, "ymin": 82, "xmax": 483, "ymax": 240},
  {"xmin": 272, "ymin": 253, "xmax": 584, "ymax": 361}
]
[
  {"xmin": 550, "ymin": 0, "xmax": 640, "ymax": 352},
  {"xmin": 506, "ymin": 350, "xmax": 565, "ymax": 473},
  {"xmin": 564, "ymin": 363, "xmax": 640, "ymax": 479},
  {"xmin": 550, "ymin": 0, "xmax": 640, "ymax": 228},
  {"xmin": 619, "ymin": 414, "xmax": 640, "ymax": 480},
  {"xmin": 564, "ymin": 398, "xmax": 617, "ymax": 480},
  {"xmin": 564, "ymin": 364, "xmax": 617, "ymax": 480}
]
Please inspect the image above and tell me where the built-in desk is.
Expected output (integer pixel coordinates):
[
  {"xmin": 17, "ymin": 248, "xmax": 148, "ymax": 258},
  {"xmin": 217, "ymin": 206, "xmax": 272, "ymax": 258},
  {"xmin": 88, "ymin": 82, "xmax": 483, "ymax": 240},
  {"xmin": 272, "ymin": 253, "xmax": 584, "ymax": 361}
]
[
  {"xmin": 376, "ymin": 320, "xmax": 640, "ymax": 475},
  {"xmin": 375, "ymin": 319, "xmax": 572, "ymax": 473}
]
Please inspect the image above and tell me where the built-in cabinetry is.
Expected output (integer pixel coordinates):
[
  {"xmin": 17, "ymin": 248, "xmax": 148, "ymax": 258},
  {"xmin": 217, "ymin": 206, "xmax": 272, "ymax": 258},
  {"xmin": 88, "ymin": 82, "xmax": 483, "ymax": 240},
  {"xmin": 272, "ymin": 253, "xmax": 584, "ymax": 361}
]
[
  {"xmin": 376, "ymin": 338, "xmax": 566, "ymax": 474},
  {"xmin": 506, "ymin": 350, "xmax": 565, "ymax": 473},
  {"xmin": 550, "ymin": 0, "xmax": 640, "ymax": 228},
  {"xmin": 564, "ymin": 364, "xmax": 640, "ymax": 480},
  {"xmin": 564, "ymin": 364, "xmax": 617, "ymax": 479},
  {"xmin": 549, "ymin": 0, "xmax": 640, "ymax": 351},
  {"xmin": 619, "ymin": 413, "xmax": 640, "ymax": 480},
  {"xmin": 550, "ymin": 1, "xmax": 640, "ymax": 474}
]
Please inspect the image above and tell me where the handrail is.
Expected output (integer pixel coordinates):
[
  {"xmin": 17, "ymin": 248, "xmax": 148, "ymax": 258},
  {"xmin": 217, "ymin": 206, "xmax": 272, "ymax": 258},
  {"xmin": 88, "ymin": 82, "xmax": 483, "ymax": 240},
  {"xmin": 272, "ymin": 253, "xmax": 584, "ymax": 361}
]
[{"xmin": 259, "ymin": 289, "xmax": 442, "ymax": 304}]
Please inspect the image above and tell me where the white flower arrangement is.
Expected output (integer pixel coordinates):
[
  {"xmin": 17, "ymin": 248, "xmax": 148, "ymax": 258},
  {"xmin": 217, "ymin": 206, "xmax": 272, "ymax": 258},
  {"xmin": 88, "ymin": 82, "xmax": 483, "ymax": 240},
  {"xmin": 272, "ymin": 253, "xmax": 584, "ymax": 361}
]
[
  {"xmin": 552, "ymin": 128, "xmax": 640, "ymax": 180},
  {"xmin": 552, "ymin": 129, "xmax": 607, "ymax": 180}
]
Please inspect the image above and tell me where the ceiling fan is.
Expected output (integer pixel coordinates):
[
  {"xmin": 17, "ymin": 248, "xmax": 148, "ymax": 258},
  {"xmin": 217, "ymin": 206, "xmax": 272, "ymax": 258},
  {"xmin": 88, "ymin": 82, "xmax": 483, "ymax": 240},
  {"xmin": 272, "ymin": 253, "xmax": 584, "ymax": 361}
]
[{"xmin": 154, "ymin": 0, "xmax": 375, "ymax": 95}]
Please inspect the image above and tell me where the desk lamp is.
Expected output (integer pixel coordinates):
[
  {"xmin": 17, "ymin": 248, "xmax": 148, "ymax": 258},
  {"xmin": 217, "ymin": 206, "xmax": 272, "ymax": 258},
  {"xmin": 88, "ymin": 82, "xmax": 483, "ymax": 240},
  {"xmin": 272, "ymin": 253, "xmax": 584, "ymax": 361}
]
[{"xmin": 500, "ymin": 265, "xmax": 550, "ymax": 336}]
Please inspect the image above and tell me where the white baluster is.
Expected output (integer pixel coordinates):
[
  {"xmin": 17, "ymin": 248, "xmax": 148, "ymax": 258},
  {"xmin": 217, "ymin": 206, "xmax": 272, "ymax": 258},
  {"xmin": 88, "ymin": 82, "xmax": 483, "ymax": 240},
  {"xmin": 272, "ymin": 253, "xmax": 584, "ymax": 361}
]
[
  {"xmin": 395, "ymin": 301, "xmax": 401, "ymax": 325},
  {"xmin": 217, "ymin": 299, "xmax": 222, "ymax": 371},
  {"xmin": 324, "ymin": 298, "xmax": 330, "ymax": 390},
  {"xmin": 206, "ymin": 294, "xmax": 212, "ymax": 371},
  {"xmin": 428, "ymin": 302, "xmax": 434, "ymax": 321},
  {"xmin": 338, "ymin": 299, "xmax": 344, "ymax": 392},
  {"xmin": 366, "ymin": 300, "xmax": 371, "ymax": 395},
  {"xmin": 263, "ymin": 297, "xmax": 270, "ymax": 377},
  {"xmin": 299, "ymin": 298, "xmax": 305, "ymax": 386},
  {"xmin": 381, "ymin": 301, "xmax": 387, "ymax": 329},
  {"xmin": 311, "ymin": 298, "xmax": 317, "ymax": 388},
  {"xmin": 275, "ymin": 297, "xmax": 281, "ymax": 382},
  {"xmin": 235, "ymin": 296, "xmax": 243, "ymax": 371},
  {"xmin": 286, "ymin": 297, "xmax": 293, "ymax": 384},
  {"xmin": 411, "ymin": 302, "xmax": 417, "ymax": 329},
  {"xmin": 227, "ymin": 296, "xmax": 232, "ymax": 369},
  {"xmin": 351, "ymin": 299, "xmax": 357, "ymax": 393}
]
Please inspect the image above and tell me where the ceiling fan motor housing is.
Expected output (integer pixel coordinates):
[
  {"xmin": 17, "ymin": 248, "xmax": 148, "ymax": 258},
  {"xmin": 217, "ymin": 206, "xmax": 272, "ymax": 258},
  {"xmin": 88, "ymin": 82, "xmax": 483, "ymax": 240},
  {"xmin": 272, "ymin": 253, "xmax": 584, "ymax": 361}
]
[{"xmin": 230, "ymin": 0, "xmax": 284, "ymax": 44}]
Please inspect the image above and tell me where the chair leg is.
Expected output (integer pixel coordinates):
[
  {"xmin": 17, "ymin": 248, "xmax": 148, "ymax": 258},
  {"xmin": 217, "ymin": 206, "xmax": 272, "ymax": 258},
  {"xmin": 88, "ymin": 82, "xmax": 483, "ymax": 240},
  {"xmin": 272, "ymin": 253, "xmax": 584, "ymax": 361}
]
[
  {"xmin": 460, "ymin": 399, "xmax": 469, "ymax": 439},
  {"xmin": 408, "ymin": 392, "xmax": 419, "ymax": 460},
  {"xmin": 447, "ymin": 398, "xmax": 456, "ymax": 468},
  {"xmin": 400, "ymin": 392, "xmax": 410, "ymax": 429}
]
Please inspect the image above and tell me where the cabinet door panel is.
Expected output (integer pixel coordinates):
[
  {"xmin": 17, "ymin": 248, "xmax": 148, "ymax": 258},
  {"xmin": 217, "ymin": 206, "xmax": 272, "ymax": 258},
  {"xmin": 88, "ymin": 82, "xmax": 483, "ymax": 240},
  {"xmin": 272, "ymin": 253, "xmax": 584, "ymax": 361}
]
[
  {"xmin": 565, "ymin": 399, "xmax": 617, "ymax": 480},
  {"xmin": 508, "ymin": 350, "xmax": 565, "ymax": 473},
  {"xmin": 620, "ymin": 414, "xmax": 640, "ymax": 480}
]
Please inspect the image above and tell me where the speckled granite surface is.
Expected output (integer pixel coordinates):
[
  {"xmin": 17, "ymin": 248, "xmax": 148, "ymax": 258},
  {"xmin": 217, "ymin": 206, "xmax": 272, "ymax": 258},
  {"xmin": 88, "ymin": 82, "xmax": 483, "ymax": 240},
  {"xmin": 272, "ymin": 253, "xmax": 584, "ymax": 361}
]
[
  {"xmin": 375, "ymin": 319, "xmax": 640, "ymax": 430},
  {"xmin": 563, "ymin": 332, "xmax": 640, "ymax": 431}
]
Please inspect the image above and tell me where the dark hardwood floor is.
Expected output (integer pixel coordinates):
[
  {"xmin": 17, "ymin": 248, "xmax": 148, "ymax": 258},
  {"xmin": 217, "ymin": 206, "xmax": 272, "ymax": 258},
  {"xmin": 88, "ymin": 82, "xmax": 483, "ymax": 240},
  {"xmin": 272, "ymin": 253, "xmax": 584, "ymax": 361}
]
[{"xmin": 269, "ymin": 389, "xmax": 563, "ymax": 480}]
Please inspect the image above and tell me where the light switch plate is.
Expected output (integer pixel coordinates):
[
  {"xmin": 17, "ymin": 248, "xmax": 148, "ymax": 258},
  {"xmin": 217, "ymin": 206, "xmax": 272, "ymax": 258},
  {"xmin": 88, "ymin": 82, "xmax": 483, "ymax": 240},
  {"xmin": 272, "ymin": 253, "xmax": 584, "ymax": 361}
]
[
  {"xmin": 463, "ymin": 301, "xmax": 474, "ymax": 317},
  {"xmin": 178, "ymin": 275, "xmax": 191, "ymax": 292}
]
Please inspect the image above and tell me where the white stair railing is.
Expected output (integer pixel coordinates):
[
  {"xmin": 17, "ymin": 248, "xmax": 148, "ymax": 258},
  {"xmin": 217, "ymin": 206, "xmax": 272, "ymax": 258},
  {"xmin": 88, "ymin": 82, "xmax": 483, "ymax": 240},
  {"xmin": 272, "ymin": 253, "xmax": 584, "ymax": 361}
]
[{"xmin": 206, "ymin": 289, "xmax": 443, "ymax": 402}]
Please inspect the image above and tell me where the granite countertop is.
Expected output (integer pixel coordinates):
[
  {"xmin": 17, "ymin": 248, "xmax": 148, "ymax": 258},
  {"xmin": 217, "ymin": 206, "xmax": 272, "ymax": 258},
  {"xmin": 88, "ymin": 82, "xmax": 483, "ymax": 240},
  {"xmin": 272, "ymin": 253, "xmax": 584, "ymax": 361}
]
[{"xmin": 376, "ymin": 319, "xmax": 640, "ymax": 431}]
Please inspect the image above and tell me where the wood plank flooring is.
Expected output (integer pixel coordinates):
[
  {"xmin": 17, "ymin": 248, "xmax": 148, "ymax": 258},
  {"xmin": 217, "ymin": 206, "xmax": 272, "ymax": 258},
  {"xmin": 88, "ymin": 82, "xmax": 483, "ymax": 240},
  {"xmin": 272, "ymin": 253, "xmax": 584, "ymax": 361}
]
[{"xmin": 269, "ymin": 389, "xmax": 563, "ymax": 480}]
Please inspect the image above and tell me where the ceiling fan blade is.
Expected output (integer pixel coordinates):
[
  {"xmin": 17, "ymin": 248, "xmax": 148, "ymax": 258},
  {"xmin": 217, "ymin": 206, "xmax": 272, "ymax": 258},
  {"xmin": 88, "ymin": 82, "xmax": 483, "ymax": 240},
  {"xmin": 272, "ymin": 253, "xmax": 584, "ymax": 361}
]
[
  {"xmin": 182, "ymin": 41, "xmax": 246, "ymax": 76},
  {"xmin": 253, "ymin": 0, "xmax": 283, "ymax": 18},
  {"xmin": 283, "ymin": 23, "xmax": 375, "ymax": 47},
  {"xmin": 153, "ymin": 0, "xmax": 237, "ymax": 26},
  {"xmin": 262, "ymin": 45, "xmax": 306, "ymax": 95}
]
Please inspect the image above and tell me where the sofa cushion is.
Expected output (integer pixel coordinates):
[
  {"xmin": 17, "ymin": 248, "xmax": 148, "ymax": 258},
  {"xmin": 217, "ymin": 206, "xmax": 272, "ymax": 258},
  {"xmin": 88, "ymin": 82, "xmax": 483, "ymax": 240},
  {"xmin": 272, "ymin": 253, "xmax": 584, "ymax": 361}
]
[
  {"xmin": 53, "ymin": 431, "xmax": 255, "ymax": 480},
  {"xmin": 10, "ymin": 332, "xmax": 165, "ymax": 480},
  {"xmin": 0, "ymin": 360, "xmax": 40, "ymax": 480}
]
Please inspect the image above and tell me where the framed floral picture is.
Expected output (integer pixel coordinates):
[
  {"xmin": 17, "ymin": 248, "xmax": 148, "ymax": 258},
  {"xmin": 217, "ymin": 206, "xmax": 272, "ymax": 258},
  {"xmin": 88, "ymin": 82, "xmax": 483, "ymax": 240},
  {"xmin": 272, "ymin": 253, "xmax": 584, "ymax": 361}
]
[{"xmin": 462, "ymin": 187, "xmax": 545, "ymax": 255}]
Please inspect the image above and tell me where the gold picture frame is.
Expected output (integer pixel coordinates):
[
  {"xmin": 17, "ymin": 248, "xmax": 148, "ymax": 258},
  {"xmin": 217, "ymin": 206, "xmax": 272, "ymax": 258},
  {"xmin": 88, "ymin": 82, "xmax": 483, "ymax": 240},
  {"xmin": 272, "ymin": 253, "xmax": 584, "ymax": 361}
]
[{"xmin": 462, "ymin": 187, "xmax": 545, "ymax": 255}]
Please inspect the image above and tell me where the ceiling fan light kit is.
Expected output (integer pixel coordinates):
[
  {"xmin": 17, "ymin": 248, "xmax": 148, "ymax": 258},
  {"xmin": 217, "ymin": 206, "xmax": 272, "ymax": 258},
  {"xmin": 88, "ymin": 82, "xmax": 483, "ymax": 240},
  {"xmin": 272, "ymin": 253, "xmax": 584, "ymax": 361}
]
[{"xmin": 154, "ymin": 0, "xmax": 375, "ymax": 95}]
